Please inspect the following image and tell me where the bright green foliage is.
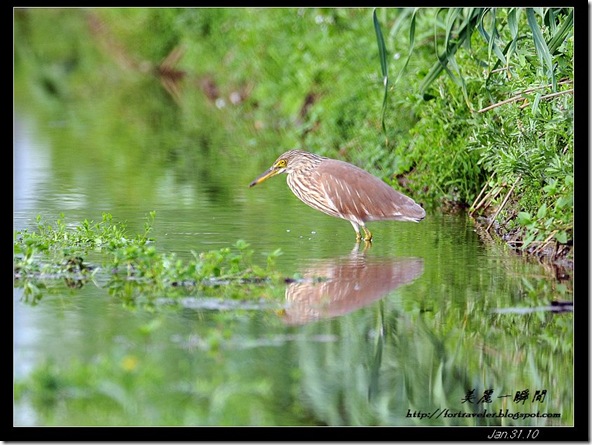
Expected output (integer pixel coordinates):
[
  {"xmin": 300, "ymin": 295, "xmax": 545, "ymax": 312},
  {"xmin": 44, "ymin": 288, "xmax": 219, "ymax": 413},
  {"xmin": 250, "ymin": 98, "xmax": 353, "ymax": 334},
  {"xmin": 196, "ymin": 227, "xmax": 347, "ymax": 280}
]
[
  {"xmin": 13, "ymin": 9, "xmax": 575, "ymax": 428},
  {"xmin": 14, "ymin": 7, "xmax": 574, "ymax": 258},
  {"xmin": 14, "ymin": 213, "xmax": 284, "ymax": 303},
  {"xmin": 465, "ymin": 24, "xmax": 573, "ymax": 250},
  {"xmin": 378, "ymin": 7, "xmax": 573, "ymax": 252}
]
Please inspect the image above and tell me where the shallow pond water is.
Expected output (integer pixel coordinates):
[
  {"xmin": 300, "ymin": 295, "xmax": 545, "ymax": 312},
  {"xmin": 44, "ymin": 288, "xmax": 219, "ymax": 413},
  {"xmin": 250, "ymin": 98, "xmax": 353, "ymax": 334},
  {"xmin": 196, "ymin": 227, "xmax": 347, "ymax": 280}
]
[
  {"xmin": 13, "ymin": 10, "xmax": 574, "ymax": 432},
  {"xmin": 13, "ymin": 109, "xmax": 574, "ymax": 430}
]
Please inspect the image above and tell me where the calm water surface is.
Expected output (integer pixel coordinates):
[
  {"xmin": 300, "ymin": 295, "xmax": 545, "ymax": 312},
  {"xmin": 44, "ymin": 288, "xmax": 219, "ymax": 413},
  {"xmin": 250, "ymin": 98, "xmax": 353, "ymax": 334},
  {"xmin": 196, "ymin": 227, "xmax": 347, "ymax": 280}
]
[{"xmin": 14, "ymin": 106, "xmax": 573, "ymax": 427}]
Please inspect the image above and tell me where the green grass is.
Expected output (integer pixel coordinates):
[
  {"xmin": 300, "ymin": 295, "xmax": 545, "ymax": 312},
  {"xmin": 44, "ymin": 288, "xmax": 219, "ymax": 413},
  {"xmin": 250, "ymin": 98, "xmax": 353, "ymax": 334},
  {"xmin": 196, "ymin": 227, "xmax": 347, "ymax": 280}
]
[
  {"xmin": 14, "ymin": 7, "xmax": 574, "ymax": 266},
  {"xmin": 374, "ymin": 7, "xmax": 573, "ymax": 260},
  {"xmin": 13, "ymin": 9, "xmax": 575, "ymax": 428},
  {"xmin": 14, "ymin": 212, "xmax": 284, "ymax": 304}
]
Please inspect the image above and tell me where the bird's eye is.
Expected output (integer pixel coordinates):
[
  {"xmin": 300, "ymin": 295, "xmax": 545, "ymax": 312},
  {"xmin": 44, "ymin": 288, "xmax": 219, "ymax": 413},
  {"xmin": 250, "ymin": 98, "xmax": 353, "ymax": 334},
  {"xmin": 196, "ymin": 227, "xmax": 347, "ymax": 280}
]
[{"xmin": 276, "ymin": 159, "xmax": 287, "ymax": 168}]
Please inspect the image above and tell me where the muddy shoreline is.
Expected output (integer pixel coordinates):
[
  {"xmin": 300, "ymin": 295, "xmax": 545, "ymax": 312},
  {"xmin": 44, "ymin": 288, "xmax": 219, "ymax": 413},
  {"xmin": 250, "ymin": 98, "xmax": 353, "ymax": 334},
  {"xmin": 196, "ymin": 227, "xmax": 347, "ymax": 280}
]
[{"xmin": 471, "ymin": 213, "xmax": 573, "ymax": 283}]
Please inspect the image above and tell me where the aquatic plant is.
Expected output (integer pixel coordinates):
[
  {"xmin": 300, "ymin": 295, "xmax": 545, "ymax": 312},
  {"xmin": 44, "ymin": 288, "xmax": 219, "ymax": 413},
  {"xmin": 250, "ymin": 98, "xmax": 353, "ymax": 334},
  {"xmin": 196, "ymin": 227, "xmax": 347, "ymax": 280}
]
[{"xmin": 14, "ymin": 212, "xmax": 284, "ymax": 303}]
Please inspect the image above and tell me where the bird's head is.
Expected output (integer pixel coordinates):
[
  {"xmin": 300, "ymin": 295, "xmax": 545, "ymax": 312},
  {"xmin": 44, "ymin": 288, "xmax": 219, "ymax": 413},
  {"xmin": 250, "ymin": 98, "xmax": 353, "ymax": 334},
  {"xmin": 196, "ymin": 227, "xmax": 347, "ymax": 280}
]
[{"xmin": 249, "ymin": 150, "xmax": 320, "ymax": 187}]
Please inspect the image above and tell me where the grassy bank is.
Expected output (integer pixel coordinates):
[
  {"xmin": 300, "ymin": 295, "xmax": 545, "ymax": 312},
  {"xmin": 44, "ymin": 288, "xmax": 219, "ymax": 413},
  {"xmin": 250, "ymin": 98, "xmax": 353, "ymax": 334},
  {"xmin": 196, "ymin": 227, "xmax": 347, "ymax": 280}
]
[
  {"xmin": 376, "ymin": 8, "xmax": 574, "ymax": 279},
  {"xmin": 14, "ymin": 7, "xmax": 574, "ymax": 278}
]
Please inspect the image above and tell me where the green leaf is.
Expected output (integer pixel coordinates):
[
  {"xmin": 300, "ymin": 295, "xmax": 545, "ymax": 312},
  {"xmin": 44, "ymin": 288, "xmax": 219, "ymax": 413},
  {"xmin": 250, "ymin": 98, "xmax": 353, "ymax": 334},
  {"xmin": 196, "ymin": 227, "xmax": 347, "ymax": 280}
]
[
  {"xmin": 373, "ymin": 9, "xmax": 388, "ymax": 79},
  {"xmin": 544, "ymin": 217, "xmax": 554, "ymax": 229},
  {"xmin": 393, "ymin": 8, "xmax": 418, "ymax": 86},
  {"xmin": 507, "ymin": 8, "xmax": 519, "ymax": 38},
  {"xmin": 526, "ymin": 8, "xmax": 556, "ymax": 89},
  {"xmin": 419, "ymin": 8, "xmax": 483, "ymax": 95},
  {"xmin": 517, "ymin": 211, "xmax": 532, "ymax": 225},
  {"xmin": 537, "ymin": 203, "xmax": 547, "ymax": 219},
  {"xmin": 373, "ymin": 8, "xmax": 389, "ymax": 142},
  {"xmin": 444, "ymin": 8, "xmax": 461, "ymax": 52},
  {"xmin": 482, "ymin": 9, "xmax": 507, "ymax": 65},
  {"xmin": 554, "ymin": 231, "xmax": 568, "ymax": 244},
  {"xmin": 542, "ymin": 183, "xmax": 557, "ymax": 194},
  {"xmin": 556, "ymin": 196, "xmax": 573, "ymax": 209},
  {"xmin": 531, "ymin": 92, "xmax": 541, "ymax": 114},
  {"xmin": 545, "ymin": 8, "xmax": 557, "ymax": 34},
  {"xmin": 547, "ymin": 8, "xmax": 573, "ymax": 54}
]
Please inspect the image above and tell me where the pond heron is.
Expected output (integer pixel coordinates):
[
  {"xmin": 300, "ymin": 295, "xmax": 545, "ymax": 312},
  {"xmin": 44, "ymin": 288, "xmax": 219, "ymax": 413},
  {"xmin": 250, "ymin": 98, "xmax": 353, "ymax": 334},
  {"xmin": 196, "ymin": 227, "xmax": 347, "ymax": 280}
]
[{"xmin": 249, "ymin": 150, "xmax": 426, "ymax": 242}]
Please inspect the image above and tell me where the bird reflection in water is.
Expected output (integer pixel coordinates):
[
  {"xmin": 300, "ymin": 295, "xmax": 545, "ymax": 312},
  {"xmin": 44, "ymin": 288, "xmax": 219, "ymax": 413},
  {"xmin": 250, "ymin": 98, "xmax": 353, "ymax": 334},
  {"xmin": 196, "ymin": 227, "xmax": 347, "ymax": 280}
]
[{"xmin": 281, "ymin": 247, "xmax": 424, "ymax": 325}]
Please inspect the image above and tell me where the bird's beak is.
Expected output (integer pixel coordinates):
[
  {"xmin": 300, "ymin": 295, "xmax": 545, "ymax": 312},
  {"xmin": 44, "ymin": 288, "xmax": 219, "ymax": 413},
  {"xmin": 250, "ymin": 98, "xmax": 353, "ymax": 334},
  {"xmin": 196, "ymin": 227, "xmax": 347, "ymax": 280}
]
[{"xmin": 249, "ymin": 167, "xmax": 281, "ymax": 187}]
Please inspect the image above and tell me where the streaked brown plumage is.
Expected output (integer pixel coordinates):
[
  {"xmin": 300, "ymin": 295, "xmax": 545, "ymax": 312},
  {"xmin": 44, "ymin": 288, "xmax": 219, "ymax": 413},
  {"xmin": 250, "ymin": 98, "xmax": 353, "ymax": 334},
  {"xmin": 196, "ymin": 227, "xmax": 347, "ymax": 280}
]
[
  {"xmin": 249, "ymin": 149, "xmax": 426, "ymax": 241},
  {"xmin": 282, "ymin": 255, "xmax": 424, "ymax": 325}
]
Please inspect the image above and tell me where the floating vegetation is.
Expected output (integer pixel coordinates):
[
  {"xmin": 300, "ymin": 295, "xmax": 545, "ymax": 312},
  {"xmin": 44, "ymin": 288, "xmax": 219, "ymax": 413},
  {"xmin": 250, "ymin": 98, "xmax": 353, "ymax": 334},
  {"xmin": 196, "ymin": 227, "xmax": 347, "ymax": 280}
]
[{"xmin": 14, "ymin": 212, "xmax": 284, "ymax": 304}]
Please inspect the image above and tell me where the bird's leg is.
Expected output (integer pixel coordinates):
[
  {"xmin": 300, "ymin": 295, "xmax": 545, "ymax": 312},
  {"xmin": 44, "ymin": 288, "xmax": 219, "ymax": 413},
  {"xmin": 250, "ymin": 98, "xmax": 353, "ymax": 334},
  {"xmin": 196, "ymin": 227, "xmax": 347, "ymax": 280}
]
[
  {"xmin": 350, "ymin": 221, "xmax": 362, "ymax": 243},
  {"xmin": 362, "ymin": 226, "xmax": 373, "ymax": 242}
]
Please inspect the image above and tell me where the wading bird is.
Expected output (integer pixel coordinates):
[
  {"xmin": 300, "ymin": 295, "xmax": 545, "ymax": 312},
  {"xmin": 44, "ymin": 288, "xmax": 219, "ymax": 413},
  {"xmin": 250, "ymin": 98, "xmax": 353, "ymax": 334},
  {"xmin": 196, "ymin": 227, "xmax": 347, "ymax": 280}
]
[{"xmin": 249, "ymin": 150, "xmax": 426, "ymax": 242}]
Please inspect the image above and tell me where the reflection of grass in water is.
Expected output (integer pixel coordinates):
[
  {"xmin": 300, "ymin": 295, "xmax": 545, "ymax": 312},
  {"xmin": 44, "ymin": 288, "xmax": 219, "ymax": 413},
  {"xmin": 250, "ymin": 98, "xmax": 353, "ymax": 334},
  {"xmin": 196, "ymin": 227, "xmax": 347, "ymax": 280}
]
[
  {"xmin": 15, "ymin": 300, "xmax": 572, "ymax": 426},
  {"xmin": 14, "ymin": 214, "xmax": 573, "ymax": 426},
  {"xmin": 14, "ymin": 308, "xmax": 317, "ymax": 426},
  {"xmin": 15, "ymin": 9, "xmax": 243, "ymax": 210},
  {"xmin": 15, "ymin": 351, "xmax": 277, "ymax": 426},
  {"xmin": 295, "ymin": 280, "xmax": 573, "ymax": 426}
]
